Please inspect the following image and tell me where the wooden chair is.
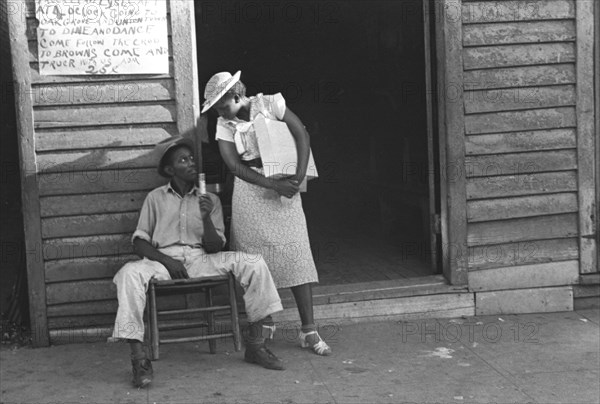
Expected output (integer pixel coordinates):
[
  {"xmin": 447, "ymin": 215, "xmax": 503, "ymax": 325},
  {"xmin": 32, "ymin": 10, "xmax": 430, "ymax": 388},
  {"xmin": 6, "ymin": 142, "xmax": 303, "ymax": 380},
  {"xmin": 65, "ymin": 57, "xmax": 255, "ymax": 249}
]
[{"xmin": 146, "ymin": 273, "xmax": 242, "ymax": 360}]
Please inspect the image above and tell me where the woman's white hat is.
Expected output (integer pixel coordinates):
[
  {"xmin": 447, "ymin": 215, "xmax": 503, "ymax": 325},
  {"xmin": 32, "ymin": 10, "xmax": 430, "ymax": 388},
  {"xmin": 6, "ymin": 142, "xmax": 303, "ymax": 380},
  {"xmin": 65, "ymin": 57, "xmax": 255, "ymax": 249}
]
[{"xmin": 201, "ymin": 70, "xmax": 241, "ymax": 113}]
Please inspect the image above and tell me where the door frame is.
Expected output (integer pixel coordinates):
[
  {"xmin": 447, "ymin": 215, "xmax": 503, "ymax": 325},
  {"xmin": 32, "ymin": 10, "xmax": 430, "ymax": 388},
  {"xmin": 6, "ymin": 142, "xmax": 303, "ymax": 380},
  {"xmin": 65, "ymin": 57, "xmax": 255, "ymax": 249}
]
[
  {"xmin": 191, "ymin": 0, "xmax": 466, "ymax": 284},
  {"xmin": 432, "ymin": 0, "xmax": 468, "ymax": 284}
]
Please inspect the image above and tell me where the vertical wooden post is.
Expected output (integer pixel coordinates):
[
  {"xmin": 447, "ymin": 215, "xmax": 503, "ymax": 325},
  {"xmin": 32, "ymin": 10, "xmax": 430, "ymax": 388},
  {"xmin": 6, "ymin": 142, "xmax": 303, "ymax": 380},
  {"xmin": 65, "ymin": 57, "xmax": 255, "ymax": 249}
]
[
  {"xmin": 170, "ymin": 0, "xmax": 201, "ymax": 166},
  {"xmin": 576, "ymin": 0, "xmax": 597, "ymax": 273},
  {"xmin": 436, "ymin": 0, "xmax": 468, "ymax": 284},
  {"xmin": 8, "ymin": 0, "xmax": 49, "ymax": 346}
]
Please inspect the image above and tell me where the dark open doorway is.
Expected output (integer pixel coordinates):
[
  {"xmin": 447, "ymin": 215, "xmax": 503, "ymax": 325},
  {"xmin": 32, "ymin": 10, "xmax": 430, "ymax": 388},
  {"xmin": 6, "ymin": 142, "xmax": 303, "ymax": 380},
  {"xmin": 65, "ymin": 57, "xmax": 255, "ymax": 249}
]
[{"xmin": 195, "ymin": 0, "xmax": 440, "ymax": 285}]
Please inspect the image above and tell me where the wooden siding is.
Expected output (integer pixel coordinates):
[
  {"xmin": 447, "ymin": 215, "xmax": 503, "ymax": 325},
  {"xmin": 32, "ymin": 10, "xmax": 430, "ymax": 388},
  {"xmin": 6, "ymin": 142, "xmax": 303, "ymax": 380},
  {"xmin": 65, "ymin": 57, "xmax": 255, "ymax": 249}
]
[
  {"xmin": 12, "ymin": 0, "xmax": 200, "ymax": 338},
  {"xmin": 461, "ymin": 0, "xmax": 583, "ymax": 287}
]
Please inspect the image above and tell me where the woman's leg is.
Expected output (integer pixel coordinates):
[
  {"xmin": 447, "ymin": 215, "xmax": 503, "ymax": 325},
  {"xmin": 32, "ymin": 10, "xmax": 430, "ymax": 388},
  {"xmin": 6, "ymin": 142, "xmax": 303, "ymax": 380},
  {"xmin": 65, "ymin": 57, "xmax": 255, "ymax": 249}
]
[
  {"xmin": 290, "ymin": 283, "xmax": 315, "ymax": 330},
  {"xmin": 291, "ymin": 282, "xmax": 332, "ymax": 355}
]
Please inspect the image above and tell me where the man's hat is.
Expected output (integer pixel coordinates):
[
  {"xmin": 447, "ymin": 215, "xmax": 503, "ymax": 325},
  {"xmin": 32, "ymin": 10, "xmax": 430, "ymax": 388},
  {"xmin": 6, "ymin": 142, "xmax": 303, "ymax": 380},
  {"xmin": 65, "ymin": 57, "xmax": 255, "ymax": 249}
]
[
  {"xmin": 201, "ymin": 70, "xmax": 242, "ymax": 114},
  {"xmin": 154, "ymin": 135, "xmax": 195, "ymax": 177}
]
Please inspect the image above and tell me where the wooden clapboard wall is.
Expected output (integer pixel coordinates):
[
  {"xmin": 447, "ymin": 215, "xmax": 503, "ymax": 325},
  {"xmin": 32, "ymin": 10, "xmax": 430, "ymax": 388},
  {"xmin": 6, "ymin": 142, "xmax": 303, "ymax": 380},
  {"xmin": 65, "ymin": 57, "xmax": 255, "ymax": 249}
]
[
  {"xmin": 10, "ymin": 0, "xmax": 199, "ymax": 345},
  {"xmin": 461, "ymin": 0, "xmax": 597, "ymax": 308}
]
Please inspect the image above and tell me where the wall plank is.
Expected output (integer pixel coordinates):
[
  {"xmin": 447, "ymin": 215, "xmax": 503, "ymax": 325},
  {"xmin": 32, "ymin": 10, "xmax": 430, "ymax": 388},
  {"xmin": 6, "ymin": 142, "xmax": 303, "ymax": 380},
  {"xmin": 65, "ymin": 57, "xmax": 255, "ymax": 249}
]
[
  {"xmin": 467, "ymin": 213, "xmax": 578, "ymax": 246},
  {"xmin": 30, "ymin": 61, "xmax": 174, "ymax": 84},
  {"xmin": 462, "ymin": 0, "xmax": 575, "ymax": 24},
  {"xmin": 464, "ymin": 85, "xmax": 576, "ymax": 114},
  {"xmin": 463, "ymin": 20, "xmax": 575, "ymax": 46},
  {"xmin": 31, "ymin": 80, "xmax": 174, "ymax": 106},
  {"xmin": 35, "ymin": 125, "xmax": 176, "ymax": 151},
  {"xmin": 469, "ymin": 260, "xmax": 579, "ymax": 291},
  {"xmin": 37, "ymin": 147, "xmax": 155, "ymax": 173},
  {"xmin": 46, "ymin": 279, "xmax": 116, "ymax": 305},
  {"xmin": 475, "ymin": 286, "xmax": 573, "ymax": 315},
  {"xmin": 467, "ymin": 171, "xmax": 577, "ymax": 199},
  {"xmin": 467, "ymin": 192, "xmax": 578, "ymax": 222},
  {"xmin": 465, "ymin": 150, "xmax": 577, "ymax": 177},
  {"xmin": 465, "ymin": 107, "xmax": 576, "ymax": 135},
  {"xmin": 42, "ymin": 234, "xmax": 134, "ymax": 261},
  {"xmin": 463, "ymin": 43, "xmax": 575, "ymax": 70},
  {"xmin": 38, "ymin": 168, "xmax": 165, "ymax": 196},
  {"xmin": 34, "ymin": 103, "xmax": 177, "ymax": 128},
  {"xmin": 46, "ymin": 295, "xmax": 184, "ymax": 317},
  {"xmin": 464, "ymin": 64, "xmax": 575, "ymax": 90},
  {"xmin": 468, "ymin": 238, "xmax": 579, "ymax": 270},
  {"xmin": 40, "ymin": 191, "xmax": 148, "ymax": 217},
  {"xmin": 45, "ymin": 255, "xmax": 138, "ymax": 283},
  {"xmin": 42, "ymin": 212, "xmax": 139, "ymax": 238},
  {"xmin": 466, "ymin": 129, "xmax": 576, "ymax": 155}
]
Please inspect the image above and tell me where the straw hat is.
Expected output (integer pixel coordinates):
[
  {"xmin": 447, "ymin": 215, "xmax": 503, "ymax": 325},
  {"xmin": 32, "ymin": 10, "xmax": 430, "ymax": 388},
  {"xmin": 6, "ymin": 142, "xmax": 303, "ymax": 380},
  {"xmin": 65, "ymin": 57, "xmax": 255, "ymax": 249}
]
[
  {"xmin": 201, "ymin": 70, "xmax": 242, "ymax": 113},
  {"xmin": 154, "ymin": 135, "xmax": 195, "ymax": 177}
]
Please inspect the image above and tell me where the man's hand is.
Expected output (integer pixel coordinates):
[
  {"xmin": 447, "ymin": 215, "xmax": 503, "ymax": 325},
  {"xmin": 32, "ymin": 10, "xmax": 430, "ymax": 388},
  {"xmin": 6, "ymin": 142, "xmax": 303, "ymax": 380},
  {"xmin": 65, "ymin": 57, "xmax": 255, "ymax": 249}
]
[
  {"xmin": 199, "ymin": 194, "xmax": 214, "ymax": 220},
  {"xmin": 164, "ymin": 257, "xmax": 189, "ymax": 279}
]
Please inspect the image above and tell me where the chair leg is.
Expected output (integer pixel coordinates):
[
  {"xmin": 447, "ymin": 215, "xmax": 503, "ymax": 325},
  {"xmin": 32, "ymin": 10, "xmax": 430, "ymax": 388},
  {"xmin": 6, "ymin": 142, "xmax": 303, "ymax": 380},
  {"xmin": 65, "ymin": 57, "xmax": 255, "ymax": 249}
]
[
  {"xmin": 228, "ymin": 273, "xmax": 242, "ymax": 352},
  {"xmin": 148, "ymin": 282, "xmax": 159, "ymax": 361},
  {"xmin": 205, "ymin": 287, "xmax": 217, "ymax": 354}
]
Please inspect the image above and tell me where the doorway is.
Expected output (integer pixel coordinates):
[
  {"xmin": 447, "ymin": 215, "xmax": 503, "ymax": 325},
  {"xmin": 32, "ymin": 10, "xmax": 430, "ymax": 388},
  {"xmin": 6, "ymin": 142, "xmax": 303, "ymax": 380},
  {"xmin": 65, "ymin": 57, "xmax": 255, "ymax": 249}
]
[{"xmin": 195, "ymin": 0, "xmax": 440, "ymax": 285}]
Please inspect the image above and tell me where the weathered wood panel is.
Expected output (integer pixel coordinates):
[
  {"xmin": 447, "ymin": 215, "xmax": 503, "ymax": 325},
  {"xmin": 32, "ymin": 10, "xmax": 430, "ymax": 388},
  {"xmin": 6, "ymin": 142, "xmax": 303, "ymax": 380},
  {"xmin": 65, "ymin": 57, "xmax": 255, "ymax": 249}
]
[
  {"xmin": 30, "ymin": 61, "xmax": 175, "ymax": 84},
  {"xmin": 469, "ymin": 260, "xmax": 579, "ymax": 291},
  {"xmin": 42, "ymin": 212, "xmax": 139, "ymax": 238},
  {"xmin": 8, "ymin": 0, "xmax": 50, "ymax": 346},
  {"xmin": 34, "ymin": 103, "xmax": 177, "ymax": 128},
  {"xmin": 31, "ymin": 80, "xmax": 174, "ymax": 106},
  {"xmin": 38, "ymin": 168, "xmax": 165, "ymax": 196},
  {"xmin": 464, "ymin": 64, "xmax": 576, "ymax": 90},
  {"xmin": 576, "ymin": 0, "xmax": 598, "ymax": 273},
  {"xmin": 45, "ymin": 255, "xmax": 138, "ymax": 283},
  {"xmin": 463, "ymin": 20, "xmax": 575, "ymax": 46},
  {"xmin": 42, "ymin": 234, "xmax": 133, "ymax": 261},
  {"xmin": 467, "ymin": 193, "xmax": 578, "ymax": 222},
  {"xmin": 46, "ymin": 294, "xmax": 185, "ymax": 317},
  {"xmin": 37, "ymin": 147, "xmax": 155, "ymax": 173},
  {"xmin": 48, "ymin": 314, "xmax": 117, "ymax": 330},
  {"xmin": 273, "ymin": 293, "xmax": 474, "ymax": 323},
  {"xmin": 475, "ymin": 286, "xmax": 573, "ymax": 315},
  {"xmin": 465, "ymin": 85, "xmax": 576, "ymax": 114},
  {"xmin": 468, "ymin": 238, "xmax": 579, "ymax": 270},
  {"xmin": 40, "ymin": 191, "xmax": 148, "ymax": 217},
  {"xmin": 467, "ymin": 171, "xmax": 577, "ymax": 200},
  {"xmin": 465, "ymin": 150, "xmax": 577, "ymax": 177},
  {"xmin": 35, "ymin": 125, "xmax": 176, "ymax": 151},
  {"xmin": 463, "ymin": 43, "xmax": 575, "ymax": 70},
  {"xmin": 465, "ymin": 129, "xmax": 576, "ymax": 155},
  {"xmin": 462, "ymin": 0, "xmax": 575, "ymax": 24},
  {"xmin": 465, "ymin": 107, "xmax": 576, "ymax": 135},
  {"xmin": 467, "ymin": 213, "xmax": 578, "ymax": 246},
  {"xmin": 46, "ymin": 279, "xmax": 116, "ymax": 305}
]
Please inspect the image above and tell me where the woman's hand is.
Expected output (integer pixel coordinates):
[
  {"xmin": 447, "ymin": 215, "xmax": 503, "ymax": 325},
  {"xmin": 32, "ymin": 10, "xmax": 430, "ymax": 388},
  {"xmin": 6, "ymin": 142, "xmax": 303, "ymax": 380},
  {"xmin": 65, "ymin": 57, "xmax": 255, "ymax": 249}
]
[{"xmin": 271, "ymin": 178, "xmax": 300, "ymax": 198}]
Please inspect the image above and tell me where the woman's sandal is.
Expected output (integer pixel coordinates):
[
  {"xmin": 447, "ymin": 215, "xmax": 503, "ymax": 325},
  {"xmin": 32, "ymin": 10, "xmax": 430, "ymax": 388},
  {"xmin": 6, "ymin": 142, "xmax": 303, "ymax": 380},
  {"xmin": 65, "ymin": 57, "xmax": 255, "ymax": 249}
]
[{"xmin": 299, "ymin": 330, "xmax": 332, "ymax": 356}]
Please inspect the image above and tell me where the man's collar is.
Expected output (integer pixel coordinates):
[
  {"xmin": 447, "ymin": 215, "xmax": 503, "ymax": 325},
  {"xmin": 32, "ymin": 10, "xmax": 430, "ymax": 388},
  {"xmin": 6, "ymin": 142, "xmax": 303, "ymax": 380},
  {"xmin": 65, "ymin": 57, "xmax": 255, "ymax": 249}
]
[{"xmin": 163, "ymin": 181, "xmax": 199, "ymax": 196}]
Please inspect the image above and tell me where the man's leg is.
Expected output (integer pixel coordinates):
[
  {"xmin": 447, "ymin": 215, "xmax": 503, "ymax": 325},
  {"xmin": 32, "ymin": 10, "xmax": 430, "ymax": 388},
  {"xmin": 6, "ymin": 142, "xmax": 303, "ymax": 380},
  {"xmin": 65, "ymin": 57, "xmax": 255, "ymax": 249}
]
[
  {"xmin": 112, "ymin": 258, "xmax": 170, "ymax": 387},
  {"xmin": 187, "ymin": 250, "xmax": 284, "ymax": 370}
]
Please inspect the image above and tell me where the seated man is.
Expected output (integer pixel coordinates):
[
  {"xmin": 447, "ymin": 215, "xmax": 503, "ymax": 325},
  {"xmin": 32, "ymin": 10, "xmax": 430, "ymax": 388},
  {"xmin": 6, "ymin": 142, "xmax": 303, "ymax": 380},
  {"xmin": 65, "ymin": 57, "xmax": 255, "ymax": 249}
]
[{"xmin": 111, "ymin": 135, "xmax": 285, "ymax": 388}]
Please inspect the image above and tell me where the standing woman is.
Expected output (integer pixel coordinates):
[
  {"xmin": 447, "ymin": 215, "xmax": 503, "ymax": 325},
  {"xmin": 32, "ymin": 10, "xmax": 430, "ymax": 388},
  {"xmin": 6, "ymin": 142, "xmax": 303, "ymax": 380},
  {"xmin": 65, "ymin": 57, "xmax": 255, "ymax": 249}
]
[{"xmin": 202, "ymin": 71, "xmax": 331, "ymax": 356}]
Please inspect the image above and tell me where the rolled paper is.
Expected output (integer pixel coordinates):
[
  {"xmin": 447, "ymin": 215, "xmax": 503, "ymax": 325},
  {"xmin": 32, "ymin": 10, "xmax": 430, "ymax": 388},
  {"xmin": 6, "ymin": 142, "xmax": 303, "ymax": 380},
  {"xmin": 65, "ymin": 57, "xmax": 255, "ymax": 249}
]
[{"xmin": 198, "ymin": 173, "xmax": 206, "ymax": 194}]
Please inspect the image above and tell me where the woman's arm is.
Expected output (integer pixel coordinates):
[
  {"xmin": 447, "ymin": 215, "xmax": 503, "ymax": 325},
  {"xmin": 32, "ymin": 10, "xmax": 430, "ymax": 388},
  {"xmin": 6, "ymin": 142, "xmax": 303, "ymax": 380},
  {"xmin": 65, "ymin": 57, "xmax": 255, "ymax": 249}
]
[
  {"xmin": 281, "ymin": 108, "xmax": 310, "ymax": 184},
  {"xmin": 218, "ymin": 139, "xmax": 299, "ymax": 197}
]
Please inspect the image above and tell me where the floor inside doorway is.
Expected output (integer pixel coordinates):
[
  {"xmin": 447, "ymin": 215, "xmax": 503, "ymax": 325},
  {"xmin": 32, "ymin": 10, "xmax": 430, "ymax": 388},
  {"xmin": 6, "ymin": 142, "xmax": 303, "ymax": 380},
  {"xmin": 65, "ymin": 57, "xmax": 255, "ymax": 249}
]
[{"xmin": 308, "ymin": 223, "xmax": 436, "ymax": 286}]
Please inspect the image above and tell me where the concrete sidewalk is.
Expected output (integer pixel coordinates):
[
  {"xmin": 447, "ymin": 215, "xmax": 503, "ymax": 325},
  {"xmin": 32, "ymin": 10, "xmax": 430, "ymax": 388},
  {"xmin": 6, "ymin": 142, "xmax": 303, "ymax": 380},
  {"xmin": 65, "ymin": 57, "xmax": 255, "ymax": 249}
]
[{"xmin": 1, "ymin": 309, "xmax": 599, "ymax": 404}]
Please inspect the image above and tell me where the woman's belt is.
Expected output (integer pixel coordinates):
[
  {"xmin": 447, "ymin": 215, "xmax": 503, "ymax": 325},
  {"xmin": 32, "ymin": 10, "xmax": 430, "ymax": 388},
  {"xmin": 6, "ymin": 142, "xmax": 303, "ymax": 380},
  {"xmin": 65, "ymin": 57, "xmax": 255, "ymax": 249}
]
[{"xmin": 240, "ymin": 158, "xmax": 263, "ymax": 168}]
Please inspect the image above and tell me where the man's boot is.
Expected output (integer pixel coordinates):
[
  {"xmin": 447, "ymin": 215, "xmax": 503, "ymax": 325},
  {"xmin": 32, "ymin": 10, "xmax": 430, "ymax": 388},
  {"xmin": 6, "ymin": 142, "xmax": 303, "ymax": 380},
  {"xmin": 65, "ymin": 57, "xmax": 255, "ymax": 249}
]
[{"xmin": 244, "ymin": 319, "xmax": 284, "ymax": 370}]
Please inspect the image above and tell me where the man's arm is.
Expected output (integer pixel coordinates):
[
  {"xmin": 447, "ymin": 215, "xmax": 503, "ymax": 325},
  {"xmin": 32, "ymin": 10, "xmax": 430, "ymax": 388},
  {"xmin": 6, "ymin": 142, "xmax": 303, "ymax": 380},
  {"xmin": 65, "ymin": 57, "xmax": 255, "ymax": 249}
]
[{"xmin": 199, "ymin": 194, "xmax": 225, "ymax": 253}]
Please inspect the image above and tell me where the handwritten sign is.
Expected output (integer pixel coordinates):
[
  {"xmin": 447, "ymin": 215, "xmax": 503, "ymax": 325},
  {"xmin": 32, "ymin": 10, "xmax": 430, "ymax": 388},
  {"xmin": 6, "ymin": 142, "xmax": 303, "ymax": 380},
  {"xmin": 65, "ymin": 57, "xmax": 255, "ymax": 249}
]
[{"xmin": 36, "ymin": 0, "xmax": 169, "ymax": 75}]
